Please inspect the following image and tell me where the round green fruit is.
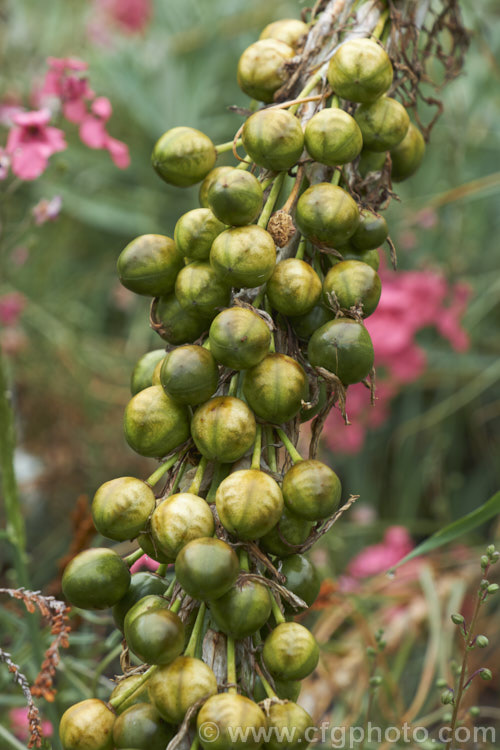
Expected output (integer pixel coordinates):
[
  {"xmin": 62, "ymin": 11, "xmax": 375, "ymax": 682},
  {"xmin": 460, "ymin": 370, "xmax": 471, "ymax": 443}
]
[
  {"xmin": 109, "ymin": 675, "xmax": 149, "ymax": 712},
  {"xmin": 117, "ymin": 234, "xmax": 184, "ymax": 297},
  {"xmin": 216, "ymin": 469, "xmax": 284, "ymax": 540},
  {"xmin": 208, "ymin": 169, "xmax": 263, "ymax": 227},
  {"xmin": 154, "ymin": 293, "xmax": 209, "ymax": 345},
  {"xmin": 175, "ymin": 537, "xmax": 239, "ymax": 600},
  {"xmin": 191, "ymin": 396, "xmax": 256, "ymax": 463},
  {"xmin": 304, "ymin": 108, "xmax": 363, "ymax": 165},
  {"xmin": 175, "ymin": 261, "xmax": 231, "ymax": 319},
  {"xmin": 253, "ymin": 676, "xmax": 301, "ymax": 702},
  {"xmin": 242, "ymin": 109, "xmax": 304, "ymax": 172},
  {"xmin": 174, "ymin": 208, "xmax": 226, "ymax": 260},
  {"xmin": 124, "ymin": 595, "xmax": 185, "ymax": 665},
  {"xmin": 209, "ymin": 307, "xmax": 271, "ymax": 370},
  {"xmin": 209, "ymin": 579, "xmax": 272, "ymax": 638},
  {"xmin": 322, "ymin": 259, "xmax": 381, "ymax": 317},
  {"xmin": 131, "ymin": 350, "xmax": 166, "ymax": 395},
  {"xmin": 199, "ymin": 167, "xmax": 233, "ymax": 208},
  {"xmin": 263, "ymin": 622, "xmax": 319, "ymax": 680},
  {"xmin": 265, "ymin": 702, "xmax": 314, "ymax": 750},
  {"xmin": 243, "ymin": 353, "xmax": 307, "ymax": 424},
  {"xmin": 112, "ymin": 703, "xmax": 173, "ymax": 750},
  {"xmin": 152, "ymin": 126, "xmax": 216, "ymax": 187},
  {"xmin": 280, "ymin": 554, "xmax": 321, "ymax": 609},
  {"xmin": 295, "ymin": 183, "xmax": 359, "ymax": 248},
  {"xmin": 266, "ymin": 258, "xmax": 322, "ymax": 316},
  {"xmin": 150, "ymin": 493, "xmax": 215, "ymax": 560},
  {"xmin": 357, "ymin": 149, "xmax": 387, "ymax": 177},
  {"xmin": 350, "ymin": 209, "xmax": 388, "ymax": 250},
  {"xmin": 259, "ymin": 18, "xmax": 308, "ymax": 49},
  {"xmin": 91, "ymin": 477, "xmax": 155, "ymax": 542},
  {"xmin": 390, "ymin": 122, "xmax": 425, "ymax": 182},
  {"xmin": 355, "ymin": 96, "xmax": 410, "ymax": 152},
  {"xmin": 237, "ymin": 39, "xmax": 294, "ymax": 103},
  {"xmin": 59, "ymin": 699, "xmax": 115, "ymax": 750},
  {"xmin": 282, "ymin": 459, "xmax": 341, "ymax": 521},
  {"xmin": 210, "ymin": 225, "xmax": 276, "ymax": 288},
  {"xmin": 290, "ymin": 304, "xmax": 333, "ymax": 340},
  {"xmin": 340, "ymin": 246, "xmax": 380, "ymax": 270},
  {"xmin": 260, "ymin": 508, "xmax": 312, "ymax": 558},
  {"xmin": 112, "ymin": 571, "xmax": 167, "ymax": 631},
  {"xmin": 149, "ymin": 656, "xmax": 218, "ymax": 724},
  {"xmin": 151, "ymin": 357, "xmax": 164, "ymax": 386},
  {"xmin": 62, "ymin": 548, "xmax": 130, "ymax": 610},
  {"xmin": 197, "ymin": 693, "xmax": 267, "ymax": 750},
  {"xmin": 160, "ymin": 345, "xmax": 219, "ymax": 406},
  {"xmin": 327, "ymin": 38, "xmax": 393, "ymax": 103},
  {"xmin": 124, "ymin": 385, "xmax": 190, "ymax": 458},
  {"xmin": 308, "ymin": 318, "xmax": 374, "ymax": 384}
]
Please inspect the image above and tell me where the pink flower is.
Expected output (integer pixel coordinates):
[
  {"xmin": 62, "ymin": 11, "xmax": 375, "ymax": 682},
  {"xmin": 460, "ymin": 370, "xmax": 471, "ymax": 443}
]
[
  {"xmin": 130, "ymin": 554, "xmax": 160, "ymax": 574},
  {"xmin": 32, "ymin": 195, "xmax": 62, "ymax": 225},
  {"xmin": 347, "ymin": 526, "xmax": 414, "ymax": 578},
  {"xmin": 9, "ymin": 707, "xmax": 53, "ymax": 741},
  {"xmin": 0, "ymin": 292, "xmax": 26, "ymax": 327},
  {"xmin": 93, "ymin": 0, "xmax": 152, "ymax": 34},
  {"xmin": 5, "ymin": 109, "xmax": 66, "ymax": 180},
  {"xmin": 79, "ymin": 97, "xmax": 130, "ymax": 168},
  {"xmin": 41, "ymin": 58, "xmax": 94, "ymax": 124},
  {"xmin": 0, "ymin": 103, "xmax": 25, "ymax": 127}
]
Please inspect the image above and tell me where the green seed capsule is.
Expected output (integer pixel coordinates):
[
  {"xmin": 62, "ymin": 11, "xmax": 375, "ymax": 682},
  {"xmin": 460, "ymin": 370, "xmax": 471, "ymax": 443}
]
[
  {"xmin": 152, "ymin": 126, "xmax": 216, "ymax": 187},
  {"xmin": 336, "ymin": 246, "xmax": 380, "ymax": 271},
  {"xmin": 91, "ymin": 477, "xmax": 156, "ymax": 542},
  {"xmin": 124, "ymin": 595, "xmax": 185, "ymax": 665},
  {"xmin": 149, "ymin": 656, "xmax": 218, "ymax": 724},
  {"xmin": 174, "ymin": 208, "xmax": 226, "ymax": 260},
  {"xmin": 154, "ymin": 293, "xmax": 209, "ymax": 346},
  {"xmin": 62, "ymin": 548, "xmax": 130, "ymax": 610},
  {"xmin": 191, "ymin": 396, "xmax": 256, "ymax": 463},
  {"xmin": 59, "ymin": 699, "xmax": 116, "ymax": 750},
  {"xmin": 308, "ymin": 318, "xmax": 374, "ymax": 385},
  {"xmin": 280, "ymin": 554, "xmax": 321, "ymax": 609},
  {"xmin": 295, "ymin": 183, "xmax": 360, "ymax": 248},
  {"xmin": 197, "ymin": 693, "xmax": 267, "ymax": 750},
  {"xmin": 124, "ymin": 385, "xmax": 190, "ymax": 458},
  {"xmin": 199, "ymin": 167, "xmax": 234, "ymax": 208},
  {"xmin": 355, "ymin": 96, "xmax": 410, "ymax": 152},
  {"xmin": 290, "ymin": 304, "xmax": 333, "ymax": 340},
  {"xmin": 253, "ymin": 676, "xmax": 301, "ymax": 702},
  {"xmin": 305, "ymin": 108, "xmax": 363, "ymax": 166},
  {"xmin": 208, "ymin": 169, "xmax": 263, "ymax": 227},
  {"xmin": 243, "ymin": 353, "xmax": 307, "ymax": 424},
  {"xmin": 112, "ymin": 703, "xmax": 173, "ymax": 750},
  {"xmin": 327, "ymin": 38, "xmax": 393, "ymax": 103},
  {"xmin": 282, "ymin": 459, "xmax": 341, "ymax": 521},
  {"xmin": 160, "ymin": 345, "xmax": 219, "ymax": 406},
  {"xmin": 242, "ymin": 109, "xmax": 304, "ymax": 172},
  {"xmin": 175, "ymin": 261, "xmax": 231, "ymax": 319},
  {"xmin": 150, "ymin": 493, "xmax": 215, "ymax": 559},
  {"xmin": 117, "ymin": 234, "xmax": 184, "ymax": 297},
  {"xmin": 237, "ymin": 39, "xmax": 294, "ymax": 103},
  {"xmin": 209, "ymin": 579, "xmax": 272, "ymax": 638},
  {"xmin": 350, "ymin": 209, "xmax": 389, "ymax": 250},
  {"xmin": 210, "ymin": 225, "xmax": 276, "ymax": 288},
  {"xmin": 357, "ymin": 149, "xmax": 386, "ymax": 177},
  {"xmin": 130, "ymin": 349, "xmax": 166, "ymax": 395},
  {"xmin": 266, "ymin": 258, "xmax": 322, "ymax": 316},
  {"xmin": 209, "ymin": 307, "xmax": 271, "ymax": 370},
  {"xmin": 259, "ymin": 18, "xmax": 308, "ymax": 49},
  {"xmin": 175, "ymin": 537, "xmax": 240, "ymax": 600},
  {"xmin": 265, "ymin": 702, "xmax": 314, "ymax": 750},
  {"xmin": 322, "ymin": 259, "xmax": 381, "ymax": 317},
  {"xmin": 263, "ymin": 622, "xmax": 319, "ymax": 681},
  {"xmin": 260, "ymin": 507, "xmax": 313, "ymax": 558},
  {"xmin": 112, "ymin": 571, "xmax": 167, "ymax": 631},
  {"xmin": 390, "ymin": 122, "xmax": 425, "ymax": 182},
  {"xmin": 216, "ymin": 469, "xmax": 284, "ymax": 540}
]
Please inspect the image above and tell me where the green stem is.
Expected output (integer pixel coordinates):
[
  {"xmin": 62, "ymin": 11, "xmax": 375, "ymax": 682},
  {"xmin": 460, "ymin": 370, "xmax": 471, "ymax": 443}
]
[
  {"xmin": 188, "ymin": 456, "xmax": 208, "ymax": 495},
  {"xmin": 226, "ymin": 636, "xmax": 237, "ymax": 694},
  {"xmin": 275, "ymin": 427, "xmax": 304, "ymax": 464},
  {"xmin": 265, "ymin": 426, "xmax": 277, "ymax": 473},
  {"xmin": 228, "ymin": 373, "xmax": 239, "ymax": 397},
  {"xmin": 372, "ymin": 8, "xmax": 389, "ymax": 40},
  {"xmin": 169, "ymin": 596, "xmax": 183, "ymax": 614},
  {"xmin": 257, "ymin": 172, "xmax": 286, "ymax": 229},
  {"xmin": 164, "ymin": 575, "xmax": 177, "ymax": 598},
  {"xmin": 157, "ymin": 563, "xmax": 168, "ymax": 576},
  {"xmin": 108, "ymin": 665, "xmax": 159, "ymax": 710},
  {"xmin": 146, "ymin": 451, "xmax": 182, "ymax": 487},
  {"xmin": 270, "ymin": 594, "xmax": 286, "ymax": 625},
  {"xmin": 190, "ymin": 736, "xmax": 200, "ymax": 750},
  {"xmin": 170, "ymin": 458, "xmax": 188, "ymax": 495},
  {"xmin": 290, "ymin": 69, "xmax": 324, "ymax": 114},
  {"xmin": 295, "ymin": 235, "xmax": 306, "ymax": 260},
  {"xmin": 206, "ymin": 462, "xmax": 229, "ymax": 504},
  {"xmin": 330, "ymin": 94, "xmax": 340, "ymax": 109},
  {"xmin": 91, "ymin": 642, "xmax": 122, "ymax": 695},
  {"xmin": 124, "ymin": 548, "xmax": 143, "ymax": 568},
  {"xmin": 215, "ymin": 138, "xmax": 243, "ymax": 154},
  {"xmin": 184, "ymin": 603, "xmax": 206, "ymax": 658},
  {"xmin": 251, "ymin": 424, "xmax": 262, "ymax": 470},
  {"xmin": 255, "ymin": 664, "xmax": 277, "ymax": 699},
  {"xmin": 236, "ymin": 156, "xmax": 252, "ymax": 171},
  {"xmin": 239, "ymin": 548, "xmax": 250, "ymax": 572},
  {"xmin": 331, "ymin": 167, "xmax": 341, "ymax": 186}
]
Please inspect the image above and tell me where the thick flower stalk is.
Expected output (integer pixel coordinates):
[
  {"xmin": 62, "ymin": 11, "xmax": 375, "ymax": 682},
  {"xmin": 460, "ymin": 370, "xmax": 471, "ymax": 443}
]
[{"xmin": 54, "ymin": 2, "xmax": 469, "ymax": 750}]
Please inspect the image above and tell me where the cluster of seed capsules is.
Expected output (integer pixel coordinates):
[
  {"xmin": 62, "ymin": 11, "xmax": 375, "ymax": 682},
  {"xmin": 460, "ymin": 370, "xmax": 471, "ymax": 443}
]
[{"xmin": 58, "ymin": 15, "xmax": 426, "ymax": 750}]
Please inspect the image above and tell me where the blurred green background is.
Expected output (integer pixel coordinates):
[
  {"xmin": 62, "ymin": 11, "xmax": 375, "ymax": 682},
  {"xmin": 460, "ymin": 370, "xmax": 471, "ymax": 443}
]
[{"xmin": 1, "ymin": 0, "xmax": 499, "ymax": 584}]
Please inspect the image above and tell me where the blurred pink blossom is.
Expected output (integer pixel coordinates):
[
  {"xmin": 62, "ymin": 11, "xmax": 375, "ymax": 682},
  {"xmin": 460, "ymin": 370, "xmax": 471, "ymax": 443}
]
[
  {"xmin": 130, "ymin": 554, "xmax": 160, "ymax": 574},
  {"xmin": 323, "ymin": 264, "xmax": 470, "ymax": 454},
  {"xmin": 9, "ymin": 707, "xmax": 53, "ymax": 741},
  {"xmin": 5, "ymin": 109, "xmax": 66, "ymax": 180},
  {"xmin": 79, "ymin": 97, "xmax": 130, "ymax": 168},
  {"xmin": 92, "ymin": 0, "xmax": 152, "ymax": 34},
  {"xmin": 32, "ymin": 195, "xmax": 62, "ymax": 225},
  {"xmin": 0, "ymin": 292, "xmax": 26, "ymax": 326},
  {"xmin": 347, "ymin": 526, "xmax": 414, "ymax": 578},
  {"xmin": 0, "ymin": 103, "xmax": 25, "ymax": 127},
  {"xmin": 41, "ymin": 57, "xmax": 94, "ymax": 124}
]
